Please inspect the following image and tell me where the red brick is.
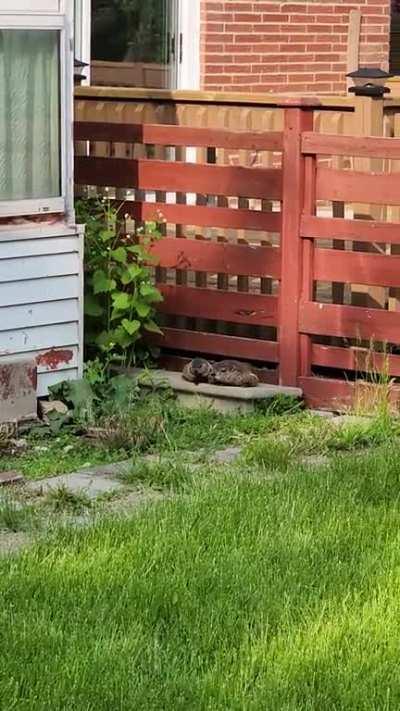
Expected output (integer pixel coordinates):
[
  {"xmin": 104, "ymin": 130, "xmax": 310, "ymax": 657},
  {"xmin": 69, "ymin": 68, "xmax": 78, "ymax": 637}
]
[{"xmin": 201, "ymin": 0, "xmax": 391, "ymax": 96}]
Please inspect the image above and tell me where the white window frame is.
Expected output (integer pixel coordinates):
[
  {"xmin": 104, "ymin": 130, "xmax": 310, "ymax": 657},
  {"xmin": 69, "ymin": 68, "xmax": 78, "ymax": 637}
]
[
  {"xmin": 177, "ymin": 0, "xmax": 200, "ymax": 90},
  {"xmin": 74, "ymin": 0, "xmax": 91, "ymax": 85},
  {"xmin": 0, "ymin": 5, "xmax": 74, "ymax": 221}
]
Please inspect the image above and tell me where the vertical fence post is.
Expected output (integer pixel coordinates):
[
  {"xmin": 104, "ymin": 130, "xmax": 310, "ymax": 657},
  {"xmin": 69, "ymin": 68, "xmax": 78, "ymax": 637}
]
[{"xmin": 279, "ymin": 100, "xmax": 315, "ymax": 387}]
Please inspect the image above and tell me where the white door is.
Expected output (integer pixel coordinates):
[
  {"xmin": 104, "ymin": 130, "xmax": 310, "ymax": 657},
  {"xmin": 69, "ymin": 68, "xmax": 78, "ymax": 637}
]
[{"xmin": 76, "ymin": 0, "xmax": 200, "ymax": 90}]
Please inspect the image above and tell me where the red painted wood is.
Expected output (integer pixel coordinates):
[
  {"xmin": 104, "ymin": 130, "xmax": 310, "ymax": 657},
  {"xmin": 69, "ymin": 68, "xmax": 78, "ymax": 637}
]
[
  {"xmin": 151, "ymin": 239, "xmax": 281, "ymax": 278},
  {"xmin": 300, "ymin": 154, "xmax": 316, "ymax": 378},
  {"xmin": 279, "ymin": 107, "xmax": 314, "ymax": 386},
  {"xmin": 314, "ymin": 248, "xmax": 400, "ymax": 288},
  {"xmin": 301, "ymin": 215, "xmax": 400, "ymax": 245},
  {"xmin": 316, "ymin": 167, "xmax": 400, "ymax": 206},
  {"xmin": 299, "ymin": 377, "xmax": 356, "ymax": 411},
  {"xmin": 118, "ymin": 200, "xmax": 281, "ymax": 233},
  {"xmin": 302, "ymin": 132, "xmax": 400, "ymax": 159},
  {"xmin": 300, "ymin": 376, "xmax": 400, "ymax": 411},
  {"xmin": 157, "ymin": 285, "xmax": 278, "ymax": 326},
  {"xmin": 74, "ymin": 121, "xmax": 283, "ymax": 151},
  {"xmin": 312, "ymin": 343, "xmax": 400, "ymax": 377},
  {"xmin": 148, "ymin": 327, "xmax": 279, "ymax": 362},
  {"xmin": 300, "ymin": 301, "xmax": 400, "ymax": 343},
  {"xmin": 75, "ymin": 157, "xmax": 283, "ymax": 200}
]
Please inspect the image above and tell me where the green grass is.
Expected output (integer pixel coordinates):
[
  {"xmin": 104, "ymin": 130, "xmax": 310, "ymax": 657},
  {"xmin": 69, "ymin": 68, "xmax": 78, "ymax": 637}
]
[
  {"xmin": 121, "ymin": 456, "xmax": 195, "ymax": 492},
  {"xmin": 44, "ymin": 485, "xmax": 93, "ymax": 514},
  {"xmin": 2, "ymin": 443, "xmax": 400, "ymax": 709},
  {"xmin": 0, "ymin": 433, "xmax": 126, "ymax": 480},
  {"xmin": 0, "ymin": 397, "xmax": 302, "ymax": 480},
  {"xmin": 0, "ymin": 496, "xmax": 38, "ymax": 533}
]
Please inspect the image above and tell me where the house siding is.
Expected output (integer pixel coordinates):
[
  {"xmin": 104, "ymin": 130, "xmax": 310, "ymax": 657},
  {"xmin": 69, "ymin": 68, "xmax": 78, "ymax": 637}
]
[
  {"xmin": 0, "ymin": 225, "xmax": 83, "ymax": 397},
  {"xmin": 201, "ymin": 0, "xmax": 391, "ymax": 94}
]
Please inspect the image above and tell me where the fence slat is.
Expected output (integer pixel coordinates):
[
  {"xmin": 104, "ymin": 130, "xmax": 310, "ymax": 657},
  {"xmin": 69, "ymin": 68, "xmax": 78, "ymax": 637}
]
[
  {"xmin": 158, "ymin": 285, "xmax": 278, "ymax": 326},
  {"xmin": 302, "ymin": 131, "xmax": 400, "ymax": 159},
  {"xmin": 147, "ymin": 327, "xmax": 279, "ymax": 362},
  {"xmin": 75, "ymin": 121, "xmax": 283, "ymax": 151},
  {"xmin": 119, "ymin": 201, "xmax": 281, "ymax": 232},
  {"xmin": 312, "ymin": 343, "xmax": 400, "ymax": 376},
  {"xmin": 75, "ymin": 156, "xmax": 282, "ymax": 200},
  {"xmin": 301, "ymin": 215, "xmax": 400, "ymax": 245},
  {"xmin": 314, "ymin": 248, "xmax": 400, "ymax": 288},
  {"xmin": 316, "ymin": 167, "xmax": 400, "ymax": 205},
  {"xmin": 300, "ymin": 301, "xmax": 400, "ymax": 343},
  {"xmin": 151, "ymin": 239, "xmax": 281, "ymax": 278}
]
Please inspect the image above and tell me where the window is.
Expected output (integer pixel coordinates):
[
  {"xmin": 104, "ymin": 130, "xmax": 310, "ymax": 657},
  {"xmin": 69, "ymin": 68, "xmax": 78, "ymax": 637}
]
[
  {"xmin": 0, "ymin": 7, "xmax": 73, "ymax": 218},
  {"xmin": 0, "ymin": 30, "xmax": 61, "ymax": 202},
  {"xmin": 91, "ymin": 0, "xmax": 175, "ymax": 89}
]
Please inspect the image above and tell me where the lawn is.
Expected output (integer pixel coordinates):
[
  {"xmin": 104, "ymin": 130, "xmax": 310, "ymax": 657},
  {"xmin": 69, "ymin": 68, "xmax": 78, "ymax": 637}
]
[{"xmin": 1, "ymin": 429, "xmax": 400, "ymax": 709}]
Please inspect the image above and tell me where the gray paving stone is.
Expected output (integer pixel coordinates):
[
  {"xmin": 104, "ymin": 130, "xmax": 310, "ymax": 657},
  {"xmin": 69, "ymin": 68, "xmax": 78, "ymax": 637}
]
[
  {"xmin": 213, "ymin": 447, "xmax": 242, "ymax": 464},
  {"xmin": 28, "ymin": 472, "xmax": 124, "ymax": 500},
  {"xmin": 128, "ymin": 368, "xmax": 302, "ymax": 413}
]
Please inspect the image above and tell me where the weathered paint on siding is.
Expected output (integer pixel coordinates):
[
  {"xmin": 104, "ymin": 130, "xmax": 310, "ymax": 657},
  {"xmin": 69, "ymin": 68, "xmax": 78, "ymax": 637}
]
[{"xmin": 0, "ymin": 226, "xmax": 83, "ymax": 396}]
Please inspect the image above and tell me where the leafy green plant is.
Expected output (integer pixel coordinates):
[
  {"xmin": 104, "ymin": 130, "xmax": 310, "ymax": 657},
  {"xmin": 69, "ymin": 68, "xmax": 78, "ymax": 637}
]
[{"xmin": 76, "ymin": 198, "xmax": 163, "ymax": 369}]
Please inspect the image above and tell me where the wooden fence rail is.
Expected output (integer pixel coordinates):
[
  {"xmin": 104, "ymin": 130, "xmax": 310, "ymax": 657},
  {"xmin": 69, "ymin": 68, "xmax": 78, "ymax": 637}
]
[{"xmin": 74, "ymin": 96, "xmax": 400, "ymax": 410}]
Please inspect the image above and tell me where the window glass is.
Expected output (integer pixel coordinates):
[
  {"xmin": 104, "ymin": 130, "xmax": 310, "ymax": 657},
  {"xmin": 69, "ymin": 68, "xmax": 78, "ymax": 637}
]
[
  {"xmin": 0, "ymin": 30, "xmax": 61, "ymax": 202},
  {"xmin": 91, "ymin": 0, "xmax": 172, "ymax": 88}
]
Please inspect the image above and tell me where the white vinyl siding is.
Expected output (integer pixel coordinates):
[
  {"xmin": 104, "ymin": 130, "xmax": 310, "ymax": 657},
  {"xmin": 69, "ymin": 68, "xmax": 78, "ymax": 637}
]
[{"xmin": 0, "ymin": 227, "xmax": 83, "ymax": 396}]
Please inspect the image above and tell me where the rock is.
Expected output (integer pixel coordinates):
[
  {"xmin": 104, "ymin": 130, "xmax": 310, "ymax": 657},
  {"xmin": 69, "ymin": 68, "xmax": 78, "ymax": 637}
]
[
  {"xmin": 38, "ymin": 400, "xmax": 69, "ymax": 420},
  {"xmin": 0, "ymin": 471, "xmax": 25, "ymax": 486}
]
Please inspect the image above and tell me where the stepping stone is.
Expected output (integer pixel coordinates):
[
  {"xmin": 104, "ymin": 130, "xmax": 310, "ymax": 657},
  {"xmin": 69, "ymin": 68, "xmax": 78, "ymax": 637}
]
[
  {"xmin": 0, "ymin": 471, "xmax": 25, "ymax": 486},
  {"xmin": 28, "ymin": 472, "xmax": 123, "ymax": 500},
  {"xmin": 213, "ymin": 447, "xmax": 242, "ymax": 464},
  {"xmin": 129, "ymin": 368, "xmax": 302, "ymax": 413}
]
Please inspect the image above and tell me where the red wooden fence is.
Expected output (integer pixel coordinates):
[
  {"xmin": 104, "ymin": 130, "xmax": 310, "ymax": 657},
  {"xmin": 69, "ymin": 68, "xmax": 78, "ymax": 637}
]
[{"xmin": 75, "ymin": 101, "xmax": 400, "ymax": 410}]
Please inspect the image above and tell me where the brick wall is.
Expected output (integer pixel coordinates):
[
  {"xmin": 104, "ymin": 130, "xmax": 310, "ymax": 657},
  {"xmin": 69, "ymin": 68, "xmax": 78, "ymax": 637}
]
[{"xmin": 201, "ymin": 0, "xmax": 391, "ymax": 94}]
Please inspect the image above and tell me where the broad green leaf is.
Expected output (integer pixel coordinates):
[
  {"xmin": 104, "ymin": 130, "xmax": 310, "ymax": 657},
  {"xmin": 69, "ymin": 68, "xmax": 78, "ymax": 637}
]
[
  {"xmin": 112, "ymin": 292, "xmax": 131, "ymax": 310},
  {"xmin": 99, "ymin": 228, "xmax": 115, "ymax": 242},
  {"xmin": 133, "ymin": 301, "xmax": 151, "ymax": 318},
  {"xmin": 84, "ymin": 293, "xmax": 104, "ymax": 317},
  {"xmin": 111, "ymin": 246, "xmax": 127, "ymax": 264},
  {"xmin": 127, "ymin": 244, "xmax": 147, "ymax": 259},
  {"xmin": 95, "ymin": 331, "xmax": 113, "ymax": 348},
  {"xmin": 144, "ymin": 319, "xmax": 163, "ymax": 335},
  {"xmin": 140, "ymin": 283, "xmax": 163, "ymax": 302},
  {"xmin": 122, "ymin": 318, "xmax": 141, "ymax": 336},
  {"xmin": 120, "ymin": 263, "xmax": 143, "ymax": 285},
  {"xmin": 113, "ymin": 325, "xmax": 136, "ymax": 348},
  {"xmin": 93, "ymin": 269, "xmax": 116, "ymax": 294}
]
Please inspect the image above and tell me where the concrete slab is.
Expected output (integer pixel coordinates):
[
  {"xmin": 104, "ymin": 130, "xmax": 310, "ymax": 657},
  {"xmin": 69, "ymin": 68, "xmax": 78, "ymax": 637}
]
[
  {"xmin": 0, "ymin": 471, "xmax": 25, "ymax": 486},
  {"xmin": 131, "ymin": 368, "xmax": 302, "ymax": 413},
  {"xmin": 28, "ymin": 472, "xmax": 124, "ymax": 500}
]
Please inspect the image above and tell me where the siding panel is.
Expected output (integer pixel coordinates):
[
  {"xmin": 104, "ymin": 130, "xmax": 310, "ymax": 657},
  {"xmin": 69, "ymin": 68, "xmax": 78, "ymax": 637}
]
[
  {"xmin": 0, "ymin": 230, "xmax": 83, "ymax": 396},
  {"xmin": 0, "ymin": 253, "xmax": 79, "ymax": 283}
]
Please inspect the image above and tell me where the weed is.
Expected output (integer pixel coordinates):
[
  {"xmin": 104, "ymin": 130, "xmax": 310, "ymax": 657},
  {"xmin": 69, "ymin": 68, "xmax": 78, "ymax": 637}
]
[
  {"xmin": 255, "ymin": 393, "xmax": 303, "ymax": 416},
  {"xmin": 45, "ymin": 486, "xmax": 92, "ymax": 514},
  {"xmin": 327, "ymin": 415, "xmax": 400, "ymax": 452},
  {"xmin": 0, "ymin": 497, "xmax": 37, "ymax": 532},
  {"xmin": 122, "ymin": 457, "xmax": 194, "ymax": 492},
  {"xmin": 240, "ymin": 438, "xmax": 294, "ymax": 471}
]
